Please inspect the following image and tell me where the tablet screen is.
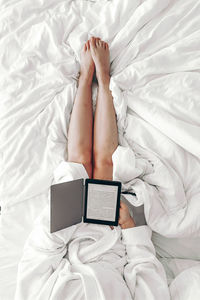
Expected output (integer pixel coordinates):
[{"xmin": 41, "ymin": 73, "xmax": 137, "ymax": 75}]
[
  {"xmin": 84, "ymin": 179, "xmax": 121, "ymax": 226},
  {"xmin": 87, "ymin": 183, "xmax": 118, "ymax": 221}
]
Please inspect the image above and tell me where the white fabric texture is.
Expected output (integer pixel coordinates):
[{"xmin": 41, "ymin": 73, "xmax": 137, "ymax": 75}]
[
  {"xmin": 15, "ymin": 161, "xmax": 170, "ymax": 300},
  {"xmin": 0, "ymin": 0, "xmax": 200, "ymax": 299},
  {"xmin": 112, "ymin": 145, "xmax": 199, "ymax": 238}
]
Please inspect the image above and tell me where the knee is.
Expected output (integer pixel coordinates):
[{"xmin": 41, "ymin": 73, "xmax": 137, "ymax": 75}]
[
  {"xmin": 93, "ymin": 147, "xmax": 113, "ymax": 169},
  {"xmin": 93, "ymin": 157, "xmax": 113, "ymax": 180},
  {"xmin": 93, "ymin": 157, "xmax": 113, "ymax": 170},
  {"xmin": 93, "ymin": 150, "xmax": 113, "ymax": 179},
  {"xmin": 68, "ymin": 150, "xmax": 92, "ymax": 166},
  {"xmin": 93, "ymin": 154, "xmax": 113, "ymax": 171},
  {"xmin": 68, "ymin": 152, "xmax": 93, "ymax": 178}
]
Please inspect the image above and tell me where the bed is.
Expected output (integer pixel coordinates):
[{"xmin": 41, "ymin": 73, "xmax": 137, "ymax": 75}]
[{"xmin": 0, "ymin": 0, "xmax": 200, "ymax": 299}]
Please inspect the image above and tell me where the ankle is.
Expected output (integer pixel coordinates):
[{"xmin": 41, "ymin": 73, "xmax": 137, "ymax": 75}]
[
  {"xmin": 78, "ymin": 74, "xmax": 93, "ymax": 86},
  {"xmin": 97, "ymin": 74, "xmax": 110, "ymax": 88}
]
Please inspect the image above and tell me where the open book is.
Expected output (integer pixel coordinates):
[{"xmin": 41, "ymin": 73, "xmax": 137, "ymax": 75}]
[{"xmin": 50, "ymin": 178, "xmax": 121, "ymax": 233}]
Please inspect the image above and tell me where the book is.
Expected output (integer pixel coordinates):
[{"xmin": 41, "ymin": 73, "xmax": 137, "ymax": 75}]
[{"xmin": 50, "ymin": 178, "xmax": 121, "ymax": 233}]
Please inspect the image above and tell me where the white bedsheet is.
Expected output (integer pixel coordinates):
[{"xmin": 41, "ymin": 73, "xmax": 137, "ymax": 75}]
[{"xmin": 0, "ymin": 0, "xmax": 200, "ymax": 299}]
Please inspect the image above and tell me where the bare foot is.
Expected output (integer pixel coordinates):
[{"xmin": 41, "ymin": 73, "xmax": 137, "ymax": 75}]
[
  {"xmin": 79, "ymin": 40, "xmax": 95, "ymax": 84},
  {"xmin": 89, "ymin": 37, "xmax": 110, "ymax": 86}
]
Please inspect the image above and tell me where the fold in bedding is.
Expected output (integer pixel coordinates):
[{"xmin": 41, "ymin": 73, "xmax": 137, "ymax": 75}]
[
  {"xmin": 0, "ymin": 0, "xmax": 199, "ymax": 237},
  {"xmin": 15, "ymin": 161, "xmax": 170, "ymax": 300},
  {"xmin": 15, "ymin": 212, "xmax": 170, "ymax": 300},
  {"xmin": 0, "ymin": 0, "xmax": 200, "ymax": 299},
  {"xmin": 14, "ymin": 160, "xmax": 200, "ymax": 300}
]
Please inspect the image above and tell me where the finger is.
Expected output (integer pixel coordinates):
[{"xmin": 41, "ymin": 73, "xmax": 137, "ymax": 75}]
[
  {"xmin": 119, "ymin": 208, "xmax": 123, "ymax": 217},
  {"xmin": 120, "ymin": 201, "xmax": 125, "ymax": 208},
  {"xmin": 119, "ymin": 207, "xmax": 124, "ymax": 218},
  {"xmin": 118, "ymin": 218, "xmax": 123, "ymax": 225},
  {"xmin": 121, "ymin": 202, "xmax": 129, "ymax": 211}
]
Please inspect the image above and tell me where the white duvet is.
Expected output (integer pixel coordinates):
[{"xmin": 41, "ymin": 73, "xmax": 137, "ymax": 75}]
[{"xmin": 0, "ymin": 0, "xmax": 200, "ymax": 299}]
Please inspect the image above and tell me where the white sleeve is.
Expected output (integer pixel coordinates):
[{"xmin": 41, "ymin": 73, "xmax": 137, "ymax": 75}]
[{"xmin": 122, "ymin": 226, "xmax": 170, "ymax": 300}]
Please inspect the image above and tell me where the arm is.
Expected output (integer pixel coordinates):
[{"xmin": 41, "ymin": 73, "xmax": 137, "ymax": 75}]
[{"xmin": 119, "ymin": 202, "xmax": 170, "ymax": 300}]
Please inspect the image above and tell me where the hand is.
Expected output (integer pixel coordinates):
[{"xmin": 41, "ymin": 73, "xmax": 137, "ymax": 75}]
[{"xmin": 119, "ymin": 201, "xmax": 135, "ymax": 229}]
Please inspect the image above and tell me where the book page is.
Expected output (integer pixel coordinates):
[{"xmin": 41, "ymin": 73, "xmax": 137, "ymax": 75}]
[{"xmin": 86, "ymin": 183, "xmax": 118, "ymax": 221}]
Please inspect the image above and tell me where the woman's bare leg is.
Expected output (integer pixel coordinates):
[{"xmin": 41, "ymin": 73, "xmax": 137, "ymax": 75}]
[
  {"xmin": 90, "ymin": 37, "xmax": 118, "ymax": 180},
  {"xmin": 67, "ymin": 41, "xmax": 94, "ymax": 178}
]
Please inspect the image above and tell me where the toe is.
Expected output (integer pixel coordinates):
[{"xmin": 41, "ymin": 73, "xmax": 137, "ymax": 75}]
[
  {"xmin": 101, "ymin": 41, "xmax": 105, "ymax": 48},
  {"xmin": 86, "ymin": 40, "xmax": 90, "ymax": 50},
  {"xmin": 102, "ymin": 41, "xmax": 105, "ymax": 48},
  {"xmin": 90, "ymin": 37, "xmax": 96, "ymax": 48},
  {"xmin": 84, "ymin": 43, "xmax": 87, "ymax": 51},
  {"xmin": 98, "ymin": 40, "xmax": 103, "ymax": 47}
]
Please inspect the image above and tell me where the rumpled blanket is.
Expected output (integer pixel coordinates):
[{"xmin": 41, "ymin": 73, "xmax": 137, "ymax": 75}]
[
  {"xmin": 1, "ymin": 0, "xmax": 200, "ymax": 298},
  {"xmin": 1, "ymin": 0, "xmax": 200, "ymax": 239},
  {"xmin": 14, "ymin": 161, "xmax": 170, "ymax": 300}
]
